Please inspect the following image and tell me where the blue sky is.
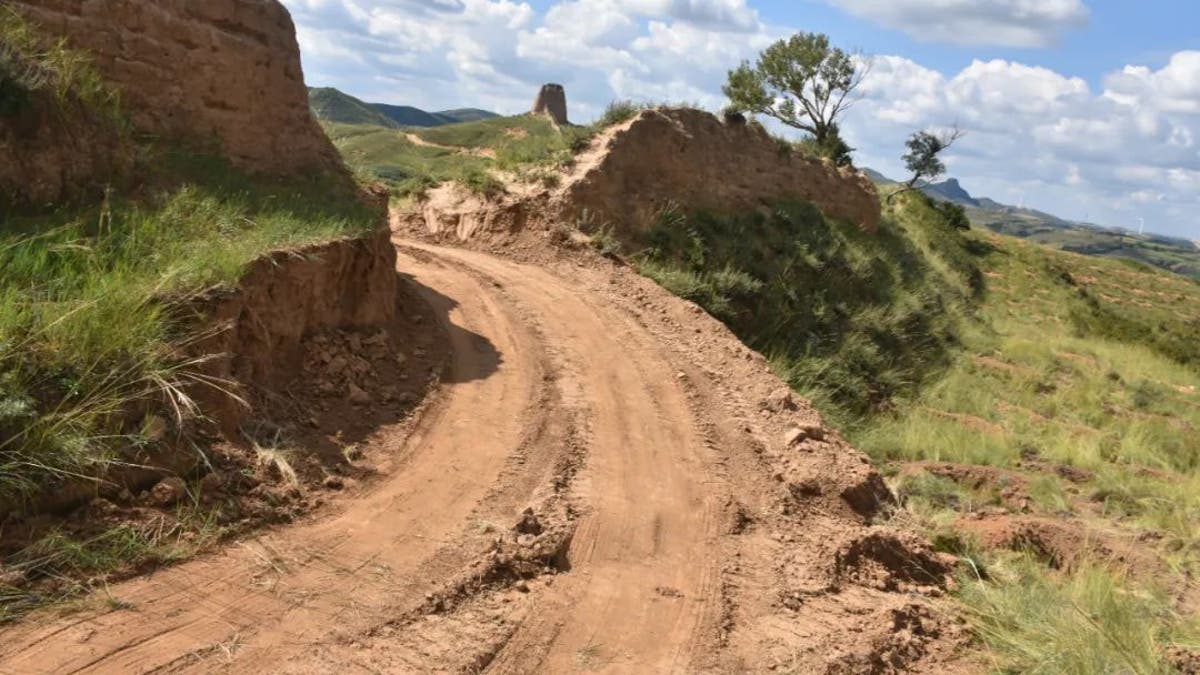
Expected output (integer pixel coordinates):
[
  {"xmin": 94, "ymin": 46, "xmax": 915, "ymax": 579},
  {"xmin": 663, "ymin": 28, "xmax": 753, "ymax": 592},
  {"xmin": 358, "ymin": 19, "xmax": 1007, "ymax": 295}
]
[{"xmin": 282, "ymin": 0, "xmax": 1200, "ymax": 239}]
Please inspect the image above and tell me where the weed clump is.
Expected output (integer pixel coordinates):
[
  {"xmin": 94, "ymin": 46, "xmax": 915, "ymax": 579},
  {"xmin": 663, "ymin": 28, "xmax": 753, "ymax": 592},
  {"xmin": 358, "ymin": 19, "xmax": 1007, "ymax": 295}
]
[{"xmin": 597, "ymin": 100, "xmax": 644, "ymax": 128}]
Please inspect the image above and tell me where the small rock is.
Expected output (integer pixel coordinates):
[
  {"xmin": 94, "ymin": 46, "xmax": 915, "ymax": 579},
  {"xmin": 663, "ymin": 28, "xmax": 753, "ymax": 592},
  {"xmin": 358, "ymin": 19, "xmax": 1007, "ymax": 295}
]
[
  {"xmin": 348, "ymin": 383, "xmax": 372, "ymax": 405},
  {"xmin": 515, "ymin": 507, "xmax": 543, "ymax": 535},
  {"xmin": 800, "ymin": 423, "xmax": 826, "ymax": 441},
  {"xmin": 395, "ymin": 352, "xmax": 408, "ymax": 366},
  {"xmin": 517, "ymin": 534, "xmax": 538, "ymax": 547},
  {"xmin": 200, "ymin": 471, "xmax": 225, "ymax": 493},
  {"xmin": 783, "ymin": 423, "xmax": 825, "ymax": 447},
  {"xmin": 514, "ymin": 580, "xmax": 530, "ymax": 593},
  {"xmin": 363, "ymin": 330, "xmax": 388, "ymax": 346},
  {"xmin": 0, "ymin": 565, "xmax": 26, "ymax": 587},
  {"xmin": 763, "ymin": 388, "xmax": 797, "ymax": 412},
  {"xmin": 149, "ymin": 476, "xmax": 187, "ymax": 507},
  {"xmin": 783, "ymin": 427, "xmax": 806, "ymax": 447},
  {"xmin": 322, "ymin": 475, "xmax": 345, "ymax": 490},
  {"xmin": 89, "ymin": 497, "xmax": 120, "ymax": 516}
]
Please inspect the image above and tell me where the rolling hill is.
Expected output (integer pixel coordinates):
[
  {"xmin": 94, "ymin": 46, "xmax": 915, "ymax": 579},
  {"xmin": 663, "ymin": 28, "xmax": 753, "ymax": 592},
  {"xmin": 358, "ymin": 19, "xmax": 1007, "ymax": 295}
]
[
  {"xmin": 866, "ymin": 170, "xmax": 1200, "ymax": 279},
  {"xmin": 308, "ymin": 87, "xmax": 499, "ymax": 128}
]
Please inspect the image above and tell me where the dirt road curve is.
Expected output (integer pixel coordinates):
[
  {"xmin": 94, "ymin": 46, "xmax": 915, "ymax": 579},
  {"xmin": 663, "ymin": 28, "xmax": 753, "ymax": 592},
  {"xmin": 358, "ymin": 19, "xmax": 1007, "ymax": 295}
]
[{"xmin": 0, "ymin": 242, "xmax": 958, "ymax": 674}]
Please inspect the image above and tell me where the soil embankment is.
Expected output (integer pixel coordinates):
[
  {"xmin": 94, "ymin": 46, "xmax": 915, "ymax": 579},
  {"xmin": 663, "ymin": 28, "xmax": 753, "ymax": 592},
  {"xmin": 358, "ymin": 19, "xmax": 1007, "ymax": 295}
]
[
  {"xmin": 6, "ymin": 0, "xmax": 339, "ymax": 174},
  {"xmin": 0, "ymin": 239, "xmax": 966, "ymax": 673},
  {"xmin": 406, "ymin": 108, "xmax": 882, "ymax": 243}
]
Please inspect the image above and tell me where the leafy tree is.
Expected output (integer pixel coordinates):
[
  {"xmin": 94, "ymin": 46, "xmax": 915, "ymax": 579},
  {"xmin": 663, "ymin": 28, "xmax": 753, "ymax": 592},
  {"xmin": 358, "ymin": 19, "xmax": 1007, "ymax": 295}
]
[
  {"xmin": 723, "ymin": 32, "xmax": 866, "ymax": 165},
  {"xmin": 888, "ymin": 127, "xmax": 964, "ymax": 202}
]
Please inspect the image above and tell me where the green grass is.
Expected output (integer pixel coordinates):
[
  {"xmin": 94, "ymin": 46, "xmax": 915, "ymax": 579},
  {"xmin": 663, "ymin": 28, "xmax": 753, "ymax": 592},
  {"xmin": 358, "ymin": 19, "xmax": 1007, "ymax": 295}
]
[
  {"xmin": 324, "ymin": 115, "xmax": 594, "ymax": 198},
  {"xmin": 412, "ymin": 114, "xmax": 593, "ymax": 170},
  {"xmin": 0, "ymin": 502, "xmax": 224, "ymax": 622},
  {"xmin": 634, "ymin": 192, "xmax": 978, "ymax": 423},
  {"xmin": 631, "ymin": 182, "xmax": 1200, "ymax": 669},
  {"xmin": 958, "ymin": 554, "xmax": 1198, "ymax": 674},
  {"xmin": 325, "ymin": 122, "xmax": 491, "ymax": 198},
  {"xmin": 0, "ymin": 151, "xmax": 375, "ymax": 501},
  {"xmin": 0, "ymin": 6, "xmax": 122, "ymax": 121}
]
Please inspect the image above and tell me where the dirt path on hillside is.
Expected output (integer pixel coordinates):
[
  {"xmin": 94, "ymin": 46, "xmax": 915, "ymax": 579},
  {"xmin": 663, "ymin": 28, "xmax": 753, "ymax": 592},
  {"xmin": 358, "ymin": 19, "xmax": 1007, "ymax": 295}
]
[
  {"xmin": 0, "ymin": 242, "xmax": 966, "ymax": 674},
  {"xmin": 404, "ymin": 132, "xmax": 497, "ymax": 159}
]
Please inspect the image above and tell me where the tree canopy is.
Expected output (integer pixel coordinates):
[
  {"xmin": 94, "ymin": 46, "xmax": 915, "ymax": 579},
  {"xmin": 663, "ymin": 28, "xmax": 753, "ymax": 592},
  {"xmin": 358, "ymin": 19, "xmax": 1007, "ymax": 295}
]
[{"xmin": 723, "ymin": 32, "xmax": 865, "ymax": 165}]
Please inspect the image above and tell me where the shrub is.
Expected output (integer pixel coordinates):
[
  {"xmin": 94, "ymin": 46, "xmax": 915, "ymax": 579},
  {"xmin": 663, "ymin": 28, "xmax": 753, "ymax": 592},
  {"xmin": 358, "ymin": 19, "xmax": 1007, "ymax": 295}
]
[
  {"xmin": 596, "ymin": 100, "xmax": 644, "ymax": 128},
  {"xmin": 455, "ymin": 166, "xmax": 505, "ymax": 197},
  {"xmin": 721, "ymin": 105, "xmax": 746, "ymax": 126}
]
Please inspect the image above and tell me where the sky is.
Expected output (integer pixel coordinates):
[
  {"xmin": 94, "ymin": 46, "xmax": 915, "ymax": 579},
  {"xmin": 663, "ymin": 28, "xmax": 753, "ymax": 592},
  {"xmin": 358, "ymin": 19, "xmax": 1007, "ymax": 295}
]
[{"xmin": 281, "ymin": 0, "xmax": 1200, "ymax": 239}]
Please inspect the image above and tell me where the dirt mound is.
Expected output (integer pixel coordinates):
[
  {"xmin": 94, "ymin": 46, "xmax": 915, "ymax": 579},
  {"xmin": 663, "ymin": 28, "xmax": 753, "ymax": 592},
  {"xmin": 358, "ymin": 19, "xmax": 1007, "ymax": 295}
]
[
  {"xmin": 403, "ymin": 107, "xmax": 882, "ymax": 244},
  {"xmin": 560, "ymin": 107, "xmax": 881, "ymax": 233},
  {"xmin": 833, "ymin": 530, "xmax": 956, "ymax": 593},
  {"xmin": 8, "ymin": 0, "xmax": 339, "ymax": 175},
  {"xmin": 957, "ymin": 515, "xmax": 1156, "ymax": 572},
  {"xmin": 191, "ymin": 226, "xmax": 399, "ymax": 435}
]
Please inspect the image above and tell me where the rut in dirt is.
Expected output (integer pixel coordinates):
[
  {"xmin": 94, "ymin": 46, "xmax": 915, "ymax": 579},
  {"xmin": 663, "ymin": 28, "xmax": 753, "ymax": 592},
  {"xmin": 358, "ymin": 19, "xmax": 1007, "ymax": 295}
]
[{"xmin": 0, "ymin": 241, "xmax": 964, "ymax": 674}]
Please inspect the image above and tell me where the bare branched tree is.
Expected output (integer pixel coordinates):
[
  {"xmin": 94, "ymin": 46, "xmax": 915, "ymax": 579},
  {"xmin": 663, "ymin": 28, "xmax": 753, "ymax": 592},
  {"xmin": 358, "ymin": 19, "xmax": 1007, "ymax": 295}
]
[{"xmin": 887, "ymin": 126, "xmax": 965, "ymax": 203}]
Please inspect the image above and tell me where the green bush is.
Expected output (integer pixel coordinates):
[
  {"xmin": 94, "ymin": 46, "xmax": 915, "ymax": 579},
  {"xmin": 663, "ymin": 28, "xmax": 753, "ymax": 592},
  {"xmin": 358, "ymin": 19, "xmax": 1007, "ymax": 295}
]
[
  {"xmin": 455, "ymin": 166, "xmax": 505, "ymax": 197},
  {"xmin": 597, "ymin": 100, "xmax": 644, "ymax": 128}
]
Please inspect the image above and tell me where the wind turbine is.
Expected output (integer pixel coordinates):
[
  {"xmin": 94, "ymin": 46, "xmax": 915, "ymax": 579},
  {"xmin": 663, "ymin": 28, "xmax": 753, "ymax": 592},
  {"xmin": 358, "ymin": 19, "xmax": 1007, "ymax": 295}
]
[{"xmin": 1138, "ymin": 217, "xmax": 1145, "ymax": 236}]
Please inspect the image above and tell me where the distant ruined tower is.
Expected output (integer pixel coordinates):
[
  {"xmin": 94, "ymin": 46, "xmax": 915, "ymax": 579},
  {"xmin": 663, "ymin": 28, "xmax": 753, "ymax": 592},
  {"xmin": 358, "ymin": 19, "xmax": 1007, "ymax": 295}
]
[{"xmin": 531, "ymin": 83, "xmax": 569, "ymax": 125}]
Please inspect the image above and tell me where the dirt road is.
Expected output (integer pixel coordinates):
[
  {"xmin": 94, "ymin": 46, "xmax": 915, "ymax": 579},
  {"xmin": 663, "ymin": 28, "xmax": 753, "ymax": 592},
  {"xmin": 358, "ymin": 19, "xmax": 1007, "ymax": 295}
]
[{"xmin": 0, "ymin": 242, "xmax": 959, "ymax": 673}]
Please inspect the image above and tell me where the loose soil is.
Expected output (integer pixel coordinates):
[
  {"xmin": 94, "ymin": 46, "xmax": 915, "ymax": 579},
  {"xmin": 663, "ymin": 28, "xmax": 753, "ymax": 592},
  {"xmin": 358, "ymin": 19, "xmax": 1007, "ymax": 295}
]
[{"xmin": 0, "ymin": 235, "xmax": 974, "ymax": 673}]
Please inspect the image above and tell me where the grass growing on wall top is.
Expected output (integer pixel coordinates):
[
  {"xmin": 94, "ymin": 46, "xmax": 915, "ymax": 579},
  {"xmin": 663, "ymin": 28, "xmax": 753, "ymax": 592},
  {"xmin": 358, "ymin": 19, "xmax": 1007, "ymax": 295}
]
[
  {"xmin": 0, "ymin": 151, "xmax": 376, "ymax": 501},
  {"xmin": 0, "ymin": 7, "xmax": 122, "ymax": 122}
]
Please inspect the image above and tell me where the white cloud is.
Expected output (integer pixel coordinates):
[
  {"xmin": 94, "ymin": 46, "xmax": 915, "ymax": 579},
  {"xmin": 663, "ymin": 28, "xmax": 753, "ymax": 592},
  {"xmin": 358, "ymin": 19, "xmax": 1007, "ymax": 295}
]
[
  {"xmin": 846, "ymin": 51, "xmax": 1199, "ymax": 237},
  {"xmin": 1104, "ymin": 51, "xmax": 1200, "ymax": 115},
  {"xmin": 821, "ymin": 0, "xmax": 1089, "ymax": 47},
  {"xmin": 279, "ymin": 0, "xmax": 1197, "ymax": 238}
]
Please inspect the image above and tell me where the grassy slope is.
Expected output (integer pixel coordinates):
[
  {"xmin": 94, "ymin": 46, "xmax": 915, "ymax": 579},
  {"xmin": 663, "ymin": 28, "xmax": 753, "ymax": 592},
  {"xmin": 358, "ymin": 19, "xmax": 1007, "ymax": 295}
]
[
  {"xmin": 635, "ymin": 193, "xmax": 977, "ymax": 422},
  {"xmin": 972, "ymin": 209, "xmax": 1200, "ymax": 281},
  {"xmin": 868, "ymin": 233, "xmax": 1200, "ymax": 672},
  {"xmin": 325, "ymin": 114, "xmax": 595, "ymax": 198},
  {"xmin": 307, "ymin": 87, "xmax": 398, "ymax": 128},
  {"xmin": 1, "ymin": 152, "xmax": 375, "ymax": 501},
  {"xmin": 631, "ymin": 187, "xmax": 1200, "ymax": 671},
  {"xmin": 1, "ymin": 15, "xmax": 376, "ymax": 504}
]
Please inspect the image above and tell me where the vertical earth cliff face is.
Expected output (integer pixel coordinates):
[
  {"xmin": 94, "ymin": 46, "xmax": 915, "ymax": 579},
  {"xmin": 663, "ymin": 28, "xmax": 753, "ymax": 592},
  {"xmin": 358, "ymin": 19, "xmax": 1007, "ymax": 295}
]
[
  {"xmin": 7, "ymin": 0, "xmax": 340, "ymax": 174},
  {"xmin": 561, "ymin": 108, "xmax": 882, "ymax": 233},
  {"xmin": 191, "ymin": 227, "xmax": 399, "ymax": 437}
]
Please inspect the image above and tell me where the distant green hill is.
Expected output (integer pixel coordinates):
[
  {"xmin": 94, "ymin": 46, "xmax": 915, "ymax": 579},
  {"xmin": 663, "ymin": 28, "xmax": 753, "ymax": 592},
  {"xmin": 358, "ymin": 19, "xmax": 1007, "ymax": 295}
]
[
  {"xmin": 308, "ymin": 87, "xmax": 499, "ymax": 128},
  {"xmin": 308, "ymin": 87, "xmax": 397, "ymax": 127},
  {"xmin": 866, "ymin": 170, "xmax": 1200, "ymax": 279}
]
